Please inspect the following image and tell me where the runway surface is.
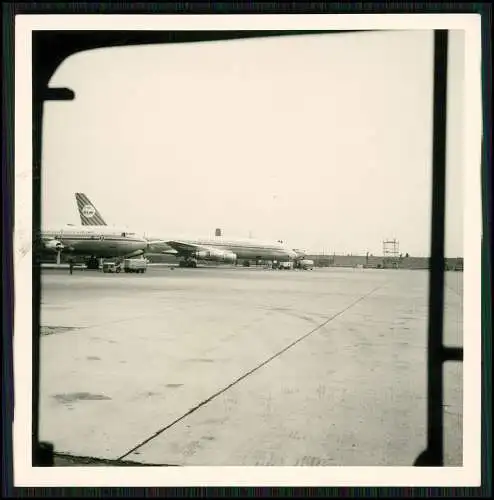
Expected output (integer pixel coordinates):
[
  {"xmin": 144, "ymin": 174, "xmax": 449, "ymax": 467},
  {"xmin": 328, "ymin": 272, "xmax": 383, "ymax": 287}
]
[{"xmin": 39, "ymin": 266, "xmax": 463, "ymax": 466}]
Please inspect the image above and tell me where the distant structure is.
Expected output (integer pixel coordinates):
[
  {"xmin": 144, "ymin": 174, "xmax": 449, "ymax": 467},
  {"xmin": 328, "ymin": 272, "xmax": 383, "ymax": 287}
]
[
  {"xmin": 215, "ymin": 228, "xmax": 222, "ymax": 237},
  {"xmin": 382, "ymin": 238, "xmax": 400, "ymax": 268}
]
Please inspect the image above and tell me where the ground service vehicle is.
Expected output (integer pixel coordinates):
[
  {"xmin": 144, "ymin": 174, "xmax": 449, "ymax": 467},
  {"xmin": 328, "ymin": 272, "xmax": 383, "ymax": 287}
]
[
  {"xmin": 102, "ymin": 261, "xmax": 120, "ymax": 273},
  {"xmin": 276, "ymin": 261, "xmax": 294, "ymax": 270},
  {"xmin": 123, "ymin": 258, "xmax": 148, "ymax": 273},
  {"xmin": 296, "ymin": 259, "xmax": 315, "ymax": 270}
]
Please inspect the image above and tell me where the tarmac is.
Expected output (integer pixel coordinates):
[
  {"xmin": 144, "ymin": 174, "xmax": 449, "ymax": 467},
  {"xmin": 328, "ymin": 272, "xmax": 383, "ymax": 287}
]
[{"xmin": 39, "ymin": 266, "xmax": 463, "ymax": 466}]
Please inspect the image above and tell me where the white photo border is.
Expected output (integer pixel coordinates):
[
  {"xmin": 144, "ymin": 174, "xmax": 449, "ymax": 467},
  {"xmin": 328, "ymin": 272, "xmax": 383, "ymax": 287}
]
[{"xmin": 14, "ymin": 13, "xmax": 483, "ymax": 487}]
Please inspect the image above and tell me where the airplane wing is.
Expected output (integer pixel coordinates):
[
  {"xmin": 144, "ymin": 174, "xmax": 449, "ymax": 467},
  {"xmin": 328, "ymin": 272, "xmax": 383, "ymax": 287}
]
[
  {"xmin": 166, "ymin": 240, "xmax": 213, "ymax": 255},
  {"xmin": 144, "ymin": 239, "xmax": 215, "ymax": 255},
  {"xmin": 143, "ymin": 239, "xmax": 236, "ymax": 263},
  {"xmin": 144, "ymin": 238, "xmax": 178, "ymax": 255},
  {"xmin": 165, "ymin": 240, "xmax": 237, "ymax": 263}
]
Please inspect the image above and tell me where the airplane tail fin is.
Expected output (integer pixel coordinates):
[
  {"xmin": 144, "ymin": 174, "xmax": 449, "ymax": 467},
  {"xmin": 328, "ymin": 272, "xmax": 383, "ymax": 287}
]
[{"xmin": 75, "ymin": 193, "xmax": 107, "ymax": 226}]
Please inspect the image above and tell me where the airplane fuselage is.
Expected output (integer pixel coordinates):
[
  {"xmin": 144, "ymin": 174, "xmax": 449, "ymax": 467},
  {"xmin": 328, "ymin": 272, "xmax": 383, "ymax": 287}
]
[
  {"xmin": 161, "ymin": 237, "xmax": 297, "ymax": 262},
  {"xmin": 41, "ymin": 226, "xmax": 148, "ymax": 258}
]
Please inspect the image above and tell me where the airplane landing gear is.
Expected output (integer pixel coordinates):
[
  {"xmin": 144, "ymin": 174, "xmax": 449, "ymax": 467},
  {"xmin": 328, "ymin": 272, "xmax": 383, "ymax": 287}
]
[
  {"xmin": 85, "ymin": 257, "xmax": 99, "ymax": 270},
  {"xmin": 179, "ymin": 258, "xmax": 197, "ymax": 268}
]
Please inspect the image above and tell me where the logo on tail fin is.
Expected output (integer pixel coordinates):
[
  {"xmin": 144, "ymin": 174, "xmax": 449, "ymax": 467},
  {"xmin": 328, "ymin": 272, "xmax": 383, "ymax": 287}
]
[
  {"xmin": 81, "ymin": 205, "xmax": 96, "ymax": 218},
  {"xmin": 75, "ymin": 193, "xmax": 107, "ymax": 226}
]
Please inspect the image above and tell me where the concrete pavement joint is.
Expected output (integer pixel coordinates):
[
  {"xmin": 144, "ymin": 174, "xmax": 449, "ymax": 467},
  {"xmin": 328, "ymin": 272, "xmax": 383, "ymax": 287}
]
[{"xmin": 116, "ymin": 282, "xmax": 388, "ymax": 462}]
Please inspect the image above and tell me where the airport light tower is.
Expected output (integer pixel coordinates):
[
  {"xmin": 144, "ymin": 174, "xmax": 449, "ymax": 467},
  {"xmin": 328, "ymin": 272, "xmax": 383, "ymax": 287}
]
[{"xmin": 382, "ymin": 238, "xmax": 400, "ymax": 268}]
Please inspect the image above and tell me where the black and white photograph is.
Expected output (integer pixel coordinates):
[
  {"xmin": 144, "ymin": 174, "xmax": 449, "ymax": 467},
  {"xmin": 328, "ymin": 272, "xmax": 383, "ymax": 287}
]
[{"xmin": 12, "ymin": 13, "xmax": 483, "ymax": 488}]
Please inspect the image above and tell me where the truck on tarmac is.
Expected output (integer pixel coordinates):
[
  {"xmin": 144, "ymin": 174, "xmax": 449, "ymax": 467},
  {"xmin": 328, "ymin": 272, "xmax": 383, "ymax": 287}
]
[
  {"xmin": 276, "ymin": 261, "xmax": 294, "ymax": 270},
  {"xmin": 123, "ymin": 258, "xmax": 148, "ymax": 273},
  {"xmin": 294, "ymin": 258, "xmax": 315, "ymax": 270},
  {"xmin": 102, "ymin": 261, "xmax": 120, "ymax": 273}
]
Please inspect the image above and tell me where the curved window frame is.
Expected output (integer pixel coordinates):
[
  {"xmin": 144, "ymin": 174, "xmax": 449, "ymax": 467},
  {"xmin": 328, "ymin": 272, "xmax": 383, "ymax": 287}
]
[{"xmin": 30, "ymin": 29, "xmax": 467, "ymax": 468}]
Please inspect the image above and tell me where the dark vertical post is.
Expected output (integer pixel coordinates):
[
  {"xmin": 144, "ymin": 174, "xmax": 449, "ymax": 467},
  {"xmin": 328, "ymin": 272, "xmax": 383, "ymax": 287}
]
[
  {"xmin": 32, "ymin": 37, "xmax": 42, "ymax": 467},
  {"xmin": 414, "ymin": 29, "xmax": 449, "ymax": 466},
  {"xmin": 31, "ymin": 33, "xmax": 74, "ymax": 467}
]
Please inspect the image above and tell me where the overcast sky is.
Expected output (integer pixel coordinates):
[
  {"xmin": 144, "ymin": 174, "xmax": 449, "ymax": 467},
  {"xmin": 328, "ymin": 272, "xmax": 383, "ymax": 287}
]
[{"xmin": 41, "ymin": 30, "xmax": 465, "ymax": 257}]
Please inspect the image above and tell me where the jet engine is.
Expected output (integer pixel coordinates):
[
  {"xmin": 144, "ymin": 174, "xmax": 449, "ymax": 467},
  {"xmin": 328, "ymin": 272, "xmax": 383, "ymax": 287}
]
[
  {"xmin": 194, "ymin": 250, "xmax": 210, "ymax": 259},
  {"xmin": 44, "ymin": 239, "xmax": 65, "ymax": 251},
  {"xmin": 221, "ymin": 251, "xmax": 237, "ymax": 264},
  {"xmin": 194, "ymin": 248, "xmax": 237, "ymax": 263}
]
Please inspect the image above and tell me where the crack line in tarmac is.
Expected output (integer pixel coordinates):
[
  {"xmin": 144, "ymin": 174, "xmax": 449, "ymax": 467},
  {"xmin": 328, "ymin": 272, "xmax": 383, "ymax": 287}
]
[{"xmin": 117, "ymin": 283, "xmax": 387, "ymax": 461}]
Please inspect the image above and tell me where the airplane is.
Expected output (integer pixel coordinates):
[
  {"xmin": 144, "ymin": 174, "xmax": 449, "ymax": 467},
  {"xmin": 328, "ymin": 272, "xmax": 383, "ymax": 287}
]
[
  {"xmin": 38, "ymin": 194, "xmax": 172, "ymax": 270},
  {"xmin": 39, "ymin": 226, "xmax": 149, "ymax": 269},
  {"xmin": 148, "ymin": 236, "xmax": 299, "ymax": 268},
  {"xmin": 74, "ymin": 193, "xmax": 300, "ymax": 269}
]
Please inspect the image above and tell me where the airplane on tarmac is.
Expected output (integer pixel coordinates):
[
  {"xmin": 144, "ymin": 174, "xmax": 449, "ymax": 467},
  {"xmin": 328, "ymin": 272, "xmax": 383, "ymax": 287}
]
[
  {"xmin": 39, "ymin": 193, "xmax": 174, "ymax": 269},
  {"xmin": 149, "ymin": 236, "xmax": 299, "ymax": 268},
  {"xmin": 39, "ymin": 225, "xmax": 149, "ymax": 269},
  {"xmin": 74, "ymin": 192, "xmax": 302, "ymax": 268}
]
